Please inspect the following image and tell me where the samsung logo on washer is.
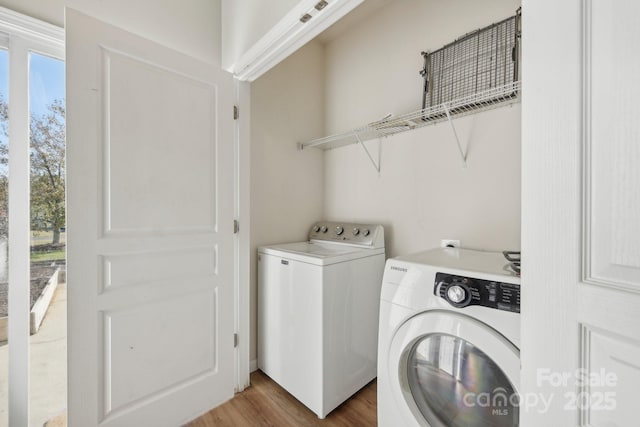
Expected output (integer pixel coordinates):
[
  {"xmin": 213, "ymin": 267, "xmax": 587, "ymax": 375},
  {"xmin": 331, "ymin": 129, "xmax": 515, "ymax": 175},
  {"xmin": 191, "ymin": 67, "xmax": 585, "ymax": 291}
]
[{"xmin": 390, "ymin": 265, "xmax": 408, "ymax": 273}]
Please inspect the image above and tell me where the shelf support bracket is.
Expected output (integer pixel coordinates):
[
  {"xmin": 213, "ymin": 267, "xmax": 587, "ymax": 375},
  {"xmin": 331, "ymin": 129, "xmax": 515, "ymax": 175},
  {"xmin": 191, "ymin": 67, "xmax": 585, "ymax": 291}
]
[
  {"xmin": 443, "ymin": 103, "xmax": 467, "ymax": 168},
  {"xmin": 354, "ymin": 131, "xmax": 380, "ymax": 173}
]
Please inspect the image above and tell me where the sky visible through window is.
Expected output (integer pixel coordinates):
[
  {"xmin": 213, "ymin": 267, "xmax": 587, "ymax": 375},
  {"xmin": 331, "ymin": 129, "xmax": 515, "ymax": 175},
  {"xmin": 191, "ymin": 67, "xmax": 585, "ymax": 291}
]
[
  {"xmin": 0, "ymin": 52, "xmax": 65, "ymax": 111},
  {"xmin": 29, "ymin": 52, "xmax": 65, "ymax": 117},
  {"xmin": 0, "ymin": 48, "xmax": 6, "ymax": 102},
  {"xmin": 0, "ymin": 51, "xmax": 65, "ymax": 173}
]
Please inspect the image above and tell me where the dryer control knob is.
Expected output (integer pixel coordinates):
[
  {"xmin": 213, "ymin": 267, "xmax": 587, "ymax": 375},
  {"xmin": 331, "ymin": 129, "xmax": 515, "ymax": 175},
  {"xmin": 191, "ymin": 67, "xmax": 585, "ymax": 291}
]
[
  {"xmin": 320, "ymin": 226, "xmax": 328, "ymax": 233},
  {"xmin": 313, "ymin": 225, "xmax": 321, "ymax": 232},
  {"xmin": 352, "ymin": 228, "xmax": 360, "ymax": 236},
  {"xmin": 362, "ymin": 229, "xmax": 370, "ymax": 237},
  {"xmin": 335, "ymin": 226, "xmax": 344, "ymax": 235},
  {"xmin": 447, "ymin": 285, "xmax": 467, "ymax": 304}
]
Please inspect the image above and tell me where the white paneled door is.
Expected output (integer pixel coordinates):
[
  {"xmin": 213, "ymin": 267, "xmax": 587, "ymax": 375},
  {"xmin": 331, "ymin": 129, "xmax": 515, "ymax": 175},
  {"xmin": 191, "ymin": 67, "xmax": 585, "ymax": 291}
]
[
  {"xmin": 522, "ymin": 0, "xmax": 640, "ymax": 425},
  {"xmin": 66, "ymin": 9, "xmax": 235, "ymax": 426}
]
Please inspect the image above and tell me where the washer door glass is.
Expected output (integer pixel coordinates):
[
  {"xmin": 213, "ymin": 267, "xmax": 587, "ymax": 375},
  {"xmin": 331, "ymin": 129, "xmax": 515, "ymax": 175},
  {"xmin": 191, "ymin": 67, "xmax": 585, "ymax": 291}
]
[{"xmin": 407, "ymin": 333, "xmax": 519, "ymax": 427}]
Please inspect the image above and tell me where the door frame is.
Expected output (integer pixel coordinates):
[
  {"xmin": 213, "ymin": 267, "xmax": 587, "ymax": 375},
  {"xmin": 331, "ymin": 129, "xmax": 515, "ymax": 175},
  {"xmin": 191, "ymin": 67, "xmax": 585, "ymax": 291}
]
[{"xmin": 234, "ymin": 79, "xmax": 251, "ymax": 391}]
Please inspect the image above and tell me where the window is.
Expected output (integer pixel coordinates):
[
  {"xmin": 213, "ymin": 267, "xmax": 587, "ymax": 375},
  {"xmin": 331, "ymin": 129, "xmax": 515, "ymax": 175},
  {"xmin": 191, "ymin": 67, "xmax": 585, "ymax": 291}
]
[{"xmin": 0, "ymin": 7, "xmax": 64, "ymax": 426}]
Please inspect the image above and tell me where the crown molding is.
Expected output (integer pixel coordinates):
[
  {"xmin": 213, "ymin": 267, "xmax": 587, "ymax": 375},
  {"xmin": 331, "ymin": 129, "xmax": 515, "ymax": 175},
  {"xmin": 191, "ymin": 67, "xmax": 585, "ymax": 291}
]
[
  {"xmin": 0, "ymin": 6, "xmax": 64, "ymax": 56},
  {"xmin": 232, "ymin": 0, "xmax": 363, "ymax": 81}
]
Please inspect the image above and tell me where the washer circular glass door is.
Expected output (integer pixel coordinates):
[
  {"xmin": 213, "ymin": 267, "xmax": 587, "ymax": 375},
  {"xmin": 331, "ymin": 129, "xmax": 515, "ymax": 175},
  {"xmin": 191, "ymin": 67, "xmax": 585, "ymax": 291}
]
[{"xmin": 388, "ymin": 311, "xmax": 520, "ymax": 427}]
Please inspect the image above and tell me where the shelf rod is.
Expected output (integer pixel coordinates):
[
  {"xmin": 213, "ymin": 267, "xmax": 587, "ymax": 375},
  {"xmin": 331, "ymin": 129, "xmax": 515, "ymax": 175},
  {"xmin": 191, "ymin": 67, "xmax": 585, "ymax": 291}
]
[
  {"xmin": 354, "ymin": 131, "xmax": 380, "ymax": 173},
  {"xmin": 298, "ymin": 82, "xmax": 520, "ymax": 151},
  {"xmin": 443, "ymin": 103, "xmax": 467, "ymax": 168}
]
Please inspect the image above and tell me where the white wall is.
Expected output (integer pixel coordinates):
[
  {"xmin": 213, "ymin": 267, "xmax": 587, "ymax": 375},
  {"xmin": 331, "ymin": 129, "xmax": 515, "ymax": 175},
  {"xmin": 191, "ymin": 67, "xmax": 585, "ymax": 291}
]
[
  {"xmin": 323, "ymin": 0, "xmax": 521, "ymax": 257},
  {"xmin": 0, "ymin": 0, "xmax": 221, "ymax": 65},
  {"xmin": 221, "ymin": 0, "xmax": 299, "ymax": 70},
  {"xmin": 250, "ymin": 41, "xmax": 325, "ymax": 361}
]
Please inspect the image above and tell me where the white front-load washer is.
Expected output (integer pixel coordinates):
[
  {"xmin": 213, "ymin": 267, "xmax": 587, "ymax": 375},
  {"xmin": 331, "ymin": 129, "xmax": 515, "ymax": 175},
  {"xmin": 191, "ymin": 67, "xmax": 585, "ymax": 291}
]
[
  {"xmin": 378, "ymin": 248, "xmax": 521, "ymax": 427},
  {"xmin": 258, "ymin": 221, "xmax": 385, "ymax": 418}
]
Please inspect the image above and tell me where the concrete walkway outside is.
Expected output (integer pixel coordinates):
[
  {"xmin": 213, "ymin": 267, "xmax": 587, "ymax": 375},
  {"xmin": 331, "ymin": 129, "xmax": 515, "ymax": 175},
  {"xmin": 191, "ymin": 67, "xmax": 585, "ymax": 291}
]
[{"xmin": 0, "ymin": 282, "xmax": 67, "ymax": 427}]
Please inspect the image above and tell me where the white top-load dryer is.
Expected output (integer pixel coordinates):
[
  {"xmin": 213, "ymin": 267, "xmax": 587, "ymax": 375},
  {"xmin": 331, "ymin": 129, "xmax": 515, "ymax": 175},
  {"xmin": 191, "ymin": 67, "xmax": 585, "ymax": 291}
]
[
  {"xmin": 258, "ymin": 221, "xmax": 385, "ymax": 418},
  {"xmin": 378, "ymin": 248, "xmax": 521, "ymax": 427}
]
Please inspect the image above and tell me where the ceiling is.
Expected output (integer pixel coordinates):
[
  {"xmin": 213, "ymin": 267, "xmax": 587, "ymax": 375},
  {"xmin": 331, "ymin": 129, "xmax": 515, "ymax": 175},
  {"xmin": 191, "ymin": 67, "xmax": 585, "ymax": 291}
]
[{"xmin": 316, "ymin": 0, "xmax": 395, "ymax": 43}]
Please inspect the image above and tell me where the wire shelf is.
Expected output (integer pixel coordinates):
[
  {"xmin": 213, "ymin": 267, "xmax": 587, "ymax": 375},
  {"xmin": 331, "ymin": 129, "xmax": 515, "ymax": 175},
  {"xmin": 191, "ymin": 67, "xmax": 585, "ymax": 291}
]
[
  {"xmin": 299, "ymin": 10, "xmax": 521, "ymax": 158},
  {"xmin": 422, "ymin": 11, "xmax": 520, "ymax": 109},
  {"xmin": 299, "ymin": 81, "xmax": 520, "ymax": 151}
]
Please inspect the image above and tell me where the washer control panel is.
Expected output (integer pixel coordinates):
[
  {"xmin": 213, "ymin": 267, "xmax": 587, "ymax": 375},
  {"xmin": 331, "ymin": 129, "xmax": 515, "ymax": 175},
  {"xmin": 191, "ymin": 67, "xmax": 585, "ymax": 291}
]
[
  {"xmin": 308, "ymin": 221, "xmax": 384, "ymax": 248},
  {"xmin": 434, "ymin": 272, "xmax": 520, "ymax": 313}
]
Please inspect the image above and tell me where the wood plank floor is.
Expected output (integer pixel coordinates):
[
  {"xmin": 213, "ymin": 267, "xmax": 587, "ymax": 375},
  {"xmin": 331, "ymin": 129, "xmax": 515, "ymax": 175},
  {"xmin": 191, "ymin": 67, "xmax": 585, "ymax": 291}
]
[{"xmin": 187, "ymin": 371, "xmax": 377, "ymax": 427}]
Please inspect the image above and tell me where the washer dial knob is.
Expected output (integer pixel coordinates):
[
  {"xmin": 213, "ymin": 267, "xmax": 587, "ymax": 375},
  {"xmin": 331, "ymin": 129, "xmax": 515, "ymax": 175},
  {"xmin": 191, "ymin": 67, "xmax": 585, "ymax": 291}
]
[
  {"xmin": 362, "ymin": 229, "xmax": 370, "ymax": 237},
  {"xmin": 320, "ymin": 225, "xmax": 328, "ymax": 233},
  {"xmin": 313, "ymin": 225, "xmax": 321, "ymax": 232},
  {"xmin": 352, "ymin": 228, "xmax": 360, "ymax": 236},
  {"xmin": 335, "ymin": 226, "xmax": 344, "ymax": 235},
  {"xmin": 447, "ymin": 285, "xmax": 467, "ymax": 304}
]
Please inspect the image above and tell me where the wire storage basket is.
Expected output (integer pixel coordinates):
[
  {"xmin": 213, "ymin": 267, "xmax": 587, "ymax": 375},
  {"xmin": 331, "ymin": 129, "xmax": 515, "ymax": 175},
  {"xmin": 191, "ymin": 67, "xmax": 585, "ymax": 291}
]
[{"xmin": 421, "ymin": 9, "xmax": 521, "ymax": 111}]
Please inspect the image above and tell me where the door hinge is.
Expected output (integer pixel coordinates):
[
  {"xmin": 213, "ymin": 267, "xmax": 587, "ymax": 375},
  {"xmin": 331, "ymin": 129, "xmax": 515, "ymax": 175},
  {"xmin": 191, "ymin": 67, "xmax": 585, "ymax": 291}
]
[
  {"xmin": 233, "ymin": 105, "xmax": 239, "ymax": 120},
  {"xmin": 234, "ymin": 333, "xmax": 238, "ymax": 348},
  {"xmin": 233, "ymin": 219, "xmax": 240, "ymax": 234}
]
